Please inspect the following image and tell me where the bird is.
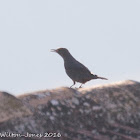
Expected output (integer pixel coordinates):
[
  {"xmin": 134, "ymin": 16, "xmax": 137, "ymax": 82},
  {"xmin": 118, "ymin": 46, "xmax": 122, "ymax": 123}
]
[{"xmin": 51, "ymin": 48, "xmax": 108, "ymax": 88}]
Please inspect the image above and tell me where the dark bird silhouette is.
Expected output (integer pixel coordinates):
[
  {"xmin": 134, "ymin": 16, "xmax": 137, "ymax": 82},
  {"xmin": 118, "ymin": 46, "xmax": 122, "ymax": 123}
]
[{"xmin": 51, "ymin": 48, "xmax": 108, "ymax": 88}]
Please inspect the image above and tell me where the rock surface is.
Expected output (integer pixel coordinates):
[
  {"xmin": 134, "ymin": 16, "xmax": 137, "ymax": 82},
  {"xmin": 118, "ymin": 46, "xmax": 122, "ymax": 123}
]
[{"xmin": 0, "ymin": 80, "xmax": 140, "ymax": 140}]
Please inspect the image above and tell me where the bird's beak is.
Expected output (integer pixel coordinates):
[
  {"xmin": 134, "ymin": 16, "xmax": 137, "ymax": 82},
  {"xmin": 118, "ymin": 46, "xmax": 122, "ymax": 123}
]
[{"xmin": 51, "ymin": 49, "xmax": 57, "ymax": 52}]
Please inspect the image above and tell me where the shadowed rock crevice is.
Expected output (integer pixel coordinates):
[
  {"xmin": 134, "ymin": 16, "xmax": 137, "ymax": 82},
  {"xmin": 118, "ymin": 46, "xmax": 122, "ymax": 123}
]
[{"xmin": 0, "ymin": 80, "xmax": 140, "ymax": 140}]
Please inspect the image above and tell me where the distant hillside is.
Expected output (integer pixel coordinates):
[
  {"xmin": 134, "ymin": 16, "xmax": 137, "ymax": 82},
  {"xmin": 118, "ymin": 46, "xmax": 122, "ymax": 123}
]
[{"xmin": 0, "ymin": 80, "xmax": 140, "ymax": 140}]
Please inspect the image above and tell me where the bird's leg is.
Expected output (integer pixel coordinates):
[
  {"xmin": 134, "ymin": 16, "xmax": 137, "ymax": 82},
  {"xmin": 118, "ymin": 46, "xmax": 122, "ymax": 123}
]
[
  {"xmin": 70, "ymin": 81, "xmax": 75, "ymax": 88},
  {"xmin": 79, "ymin": 83, "xmax": 83, "ymax": 88}
]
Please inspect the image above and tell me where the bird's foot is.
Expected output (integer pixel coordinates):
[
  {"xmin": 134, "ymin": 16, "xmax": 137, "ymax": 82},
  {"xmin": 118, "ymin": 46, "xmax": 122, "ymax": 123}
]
[{"xmin": 79, "ymin": 84, "xmax": 83, "ymax": 88}]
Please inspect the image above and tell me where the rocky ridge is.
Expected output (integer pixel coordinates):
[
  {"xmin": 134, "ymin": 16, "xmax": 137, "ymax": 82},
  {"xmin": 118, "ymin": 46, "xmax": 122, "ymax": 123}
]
[{"xmin": 0, "ymin": 80, "xmax": 140, "ymax": 140}]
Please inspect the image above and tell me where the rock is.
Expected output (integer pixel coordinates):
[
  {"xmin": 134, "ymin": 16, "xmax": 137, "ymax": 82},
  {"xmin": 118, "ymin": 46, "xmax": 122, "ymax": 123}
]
[
  {"xmin": 50, "ymin": 99, "xmax": 59, "ymax": 106},
  {"xmin": 0, "ymin": 80, "xmax": 140, "ymax": 140},
  {"xmin": 0, "ymin": 92, "xmax": 32, "ymax": 123}
]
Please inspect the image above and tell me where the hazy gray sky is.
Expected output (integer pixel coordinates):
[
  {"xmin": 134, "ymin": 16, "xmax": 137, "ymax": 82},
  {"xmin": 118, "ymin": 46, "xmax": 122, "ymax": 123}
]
[{"xmin": 0, "ymin": 0, "xmax": 140, "ymax": 95}]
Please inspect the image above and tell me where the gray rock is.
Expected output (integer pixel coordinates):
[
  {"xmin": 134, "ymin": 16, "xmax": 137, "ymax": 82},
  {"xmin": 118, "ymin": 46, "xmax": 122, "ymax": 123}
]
[{"xmin": 0, "ymin": 80, "xmax": 140, "ymax": 140}]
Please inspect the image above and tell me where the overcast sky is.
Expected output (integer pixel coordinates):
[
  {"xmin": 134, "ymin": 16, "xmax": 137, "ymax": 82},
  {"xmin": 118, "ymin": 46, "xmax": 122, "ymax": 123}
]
[{"xmin": 0, "ymin": 0, "xmax": 140, "ymax": 95}]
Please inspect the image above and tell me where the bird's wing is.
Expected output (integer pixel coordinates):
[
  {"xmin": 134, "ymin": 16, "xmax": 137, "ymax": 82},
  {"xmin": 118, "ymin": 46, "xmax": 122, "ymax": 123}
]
[
  {"xmin": 65, "ymin": 61, "xmax": 93, "ymax": 83},
  {"xmin": 65, "ymin": 60, "xmax": 91, "ymax": 75},
  {"xmin": 76, "ymin": 61, "xmax": 91, "ymax": 73}
]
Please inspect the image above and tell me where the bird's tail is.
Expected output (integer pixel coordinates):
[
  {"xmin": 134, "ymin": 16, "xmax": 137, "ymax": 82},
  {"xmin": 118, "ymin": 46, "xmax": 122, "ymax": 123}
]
[
  {"xmin": 97, "ymin": 76, "xmax": 108, "ymax": 80},
  {"xmin": 91, "ymin": 74, "xmax": 108, "ymax": 80}
]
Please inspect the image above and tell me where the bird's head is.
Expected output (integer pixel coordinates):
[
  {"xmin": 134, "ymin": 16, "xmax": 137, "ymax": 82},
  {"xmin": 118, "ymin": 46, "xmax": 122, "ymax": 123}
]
[{"xmin": 51, "ymin": 48, "xmax": 70, "ymax": 58}]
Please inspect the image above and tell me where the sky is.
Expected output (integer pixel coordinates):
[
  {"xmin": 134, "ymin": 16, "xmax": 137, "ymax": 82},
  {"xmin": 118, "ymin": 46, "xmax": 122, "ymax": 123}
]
[{"xmin": 0, "ymin": 0, "xmax": 140, "ymax": 95}]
